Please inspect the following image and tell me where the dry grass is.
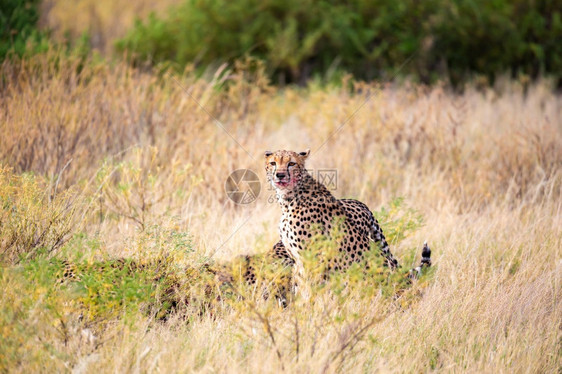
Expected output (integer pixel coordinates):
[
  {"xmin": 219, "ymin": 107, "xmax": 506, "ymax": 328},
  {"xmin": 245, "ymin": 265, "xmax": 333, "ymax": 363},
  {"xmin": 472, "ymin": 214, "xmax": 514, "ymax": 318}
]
[{"xmin": 0, "ymin": 52, "xmax": 561, "ymax": 372}]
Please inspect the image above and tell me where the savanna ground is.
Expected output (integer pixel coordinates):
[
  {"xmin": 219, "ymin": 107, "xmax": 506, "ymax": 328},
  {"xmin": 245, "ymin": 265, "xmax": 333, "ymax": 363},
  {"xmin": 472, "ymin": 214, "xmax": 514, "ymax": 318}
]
[{"xmin": 1, "ymin": 3, "xmax": 561, "ymax": 372}]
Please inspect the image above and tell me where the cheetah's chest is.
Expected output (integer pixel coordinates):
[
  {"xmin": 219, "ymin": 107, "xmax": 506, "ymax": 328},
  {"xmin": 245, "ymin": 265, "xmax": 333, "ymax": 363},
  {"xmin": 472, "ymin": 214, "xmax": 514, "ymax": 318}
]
[{"xmin": 278, "ymin": 200, "xmax": 339, "ymax": 261}]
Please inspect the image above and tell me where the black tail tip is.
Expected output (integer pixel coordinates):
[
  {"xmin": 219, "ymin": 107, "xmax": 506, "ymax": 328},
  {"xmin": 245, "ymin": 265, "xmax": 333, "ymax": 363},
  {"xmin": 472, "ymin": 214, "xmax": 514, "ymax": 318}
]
[
  {"xmin": 421, "ymin": 241, "xmax": 431, "ymax": 267},
  {"xmin": 407, "ymin": 241, "xmax": 433, "ymax": 279}
]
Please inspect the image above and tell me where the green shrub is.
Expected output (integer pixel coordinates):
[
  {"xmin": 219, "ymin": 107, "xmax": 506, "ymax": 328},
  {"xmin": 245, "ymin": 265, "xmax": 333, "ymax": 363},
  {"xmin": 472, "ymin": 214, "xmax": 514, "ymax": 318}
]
[
  {"xmin": 0, "ymin": 0, "xmax": 49, "ymax": 60},
  {"xmin": 116, "ymin": 0, "xmax": 562, "ymax": 85},
  {"xmin": 428, "ymin": 0, "xmax": 562, "ymax": 85}
]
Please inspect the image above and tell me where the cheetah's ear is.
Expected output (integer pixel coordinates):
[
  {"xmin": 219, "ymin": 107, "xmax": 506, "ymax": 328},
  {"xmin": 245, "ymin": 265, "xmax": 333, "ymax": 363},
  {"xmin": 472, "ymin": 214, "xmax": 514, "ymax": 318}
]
[
  {"xmin": 298, "ymin": 149, "xmax": 310, "ymax": 158},
  {"xmin": 264, "ymin": 150, "xmax": 273, "ymax": 157}
]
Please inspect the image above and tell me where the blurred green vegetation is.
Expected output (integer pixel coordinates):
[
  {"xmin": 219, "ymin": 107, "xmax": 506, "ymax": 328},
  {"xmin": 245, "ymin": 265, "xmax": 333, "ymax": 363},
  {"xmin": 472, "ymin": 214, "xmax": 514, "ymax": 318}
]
[
  {"xmin": 116, "ymin": 0, "xmax": 562, "ymax": 86},
  {"xmin": 2, "ymin": 0, "xmax": 560, "ymax": 85},
  {"xmin": 0, "ymin": 0, "xmax": 49, "ymax": 59}
]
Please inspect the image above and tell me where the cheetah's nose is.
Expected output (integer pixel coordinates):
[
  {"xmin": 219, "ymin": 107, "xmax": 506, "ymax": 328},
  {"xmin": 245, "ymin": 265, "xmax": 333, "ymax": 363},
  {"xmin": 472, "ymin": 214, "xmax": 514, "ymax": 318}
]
[{"xmin": 276, "ymin": 172, "xmax": 286, "ymax": 179}]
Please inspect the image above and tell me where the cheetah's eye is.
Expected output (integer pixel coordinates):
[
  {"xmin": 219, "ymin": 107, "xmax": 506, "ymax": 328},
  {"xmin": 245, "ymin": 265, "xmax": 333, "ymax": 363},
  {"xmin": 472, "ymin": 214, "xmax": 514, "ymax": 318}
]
[
  {"xmin": 269, "ymin": 161, "xmax": 276, "ymax": 166},
  {"xmin": 288, "ymin": 162, "xmax": 296, "ymax": 167}
]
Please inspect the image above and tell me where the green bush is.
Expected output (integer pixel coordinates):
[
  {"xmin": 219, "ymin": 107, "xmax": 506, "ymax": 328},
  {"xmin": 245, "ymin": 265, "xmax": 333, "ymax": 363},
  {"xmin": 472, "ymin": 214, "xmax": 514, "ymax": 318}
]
[
  {"xmin": 0, "ymin": 0, "xmax": 48, "ymax": 59},
  {"xmin": 428, "ymin": 0, "xmax": 562, "ymax": 85},
  {"xmin": 116, "ymin": 0, "xmax": 562, "ymax": 85}
]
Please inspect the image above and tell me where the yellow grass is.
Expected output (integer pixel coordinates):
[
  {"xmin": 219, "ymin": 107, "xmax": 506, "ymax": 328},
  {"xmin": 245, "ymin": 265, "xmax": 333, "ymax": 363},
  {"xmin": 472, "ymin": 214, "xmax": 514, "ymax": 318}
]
[{"xmin": 0, "ymin": 52, "xmax": 561, "ymax": 372}]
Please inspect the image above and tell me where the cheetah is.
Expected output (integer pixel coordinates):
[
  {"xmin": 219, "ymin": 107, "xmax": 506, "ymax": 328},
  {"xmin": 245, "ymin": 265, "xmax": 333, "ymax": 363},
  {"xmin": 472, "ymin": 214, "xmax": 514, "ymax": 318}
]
[{"xmin": 263, "ymin": 149, "xmax": 431, "ymax": 288}]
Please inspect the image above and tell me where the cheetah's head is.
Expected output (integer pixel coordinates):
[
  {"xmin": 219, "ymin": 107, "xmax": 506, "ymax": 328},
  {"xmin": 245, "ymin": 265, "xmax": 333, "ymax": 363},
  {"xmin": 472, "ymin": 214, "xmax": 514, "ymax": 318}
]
[{"xmin": 264, "ymin": 149, "xmax": 310, "ymax": 194}]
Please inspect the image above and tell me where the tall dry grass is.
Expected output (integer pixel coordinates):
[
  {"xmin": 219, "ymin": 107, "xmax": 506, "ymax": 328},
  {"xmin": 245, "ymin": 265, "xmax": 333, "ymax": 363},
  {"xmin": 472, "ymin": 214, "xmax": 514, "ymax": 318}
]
[{"xmin": 0, "ymin": 52, "xmax": 561, "ymax": 372}]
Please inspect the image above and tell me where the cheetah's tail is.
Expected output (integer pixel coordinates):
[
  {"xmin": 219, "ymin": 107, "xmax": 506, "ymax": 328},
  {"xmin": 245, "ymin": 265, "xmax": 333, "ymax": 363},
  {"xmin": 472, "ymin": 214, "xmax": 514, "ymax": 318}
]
[{"xmin": 408, "ymin": 241, "xmax": 431, "ymax": 279}]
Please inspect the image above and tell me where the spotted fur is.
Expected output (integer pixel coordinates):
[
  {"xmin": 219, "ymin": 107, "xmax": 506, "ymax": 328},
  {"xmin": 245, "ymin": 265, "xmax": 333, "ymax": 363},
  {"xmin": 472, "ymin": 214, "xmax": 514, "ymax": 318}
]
[{"xmin": 264, "ymin": 149, "xmax": 430, "ymax": 283}]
